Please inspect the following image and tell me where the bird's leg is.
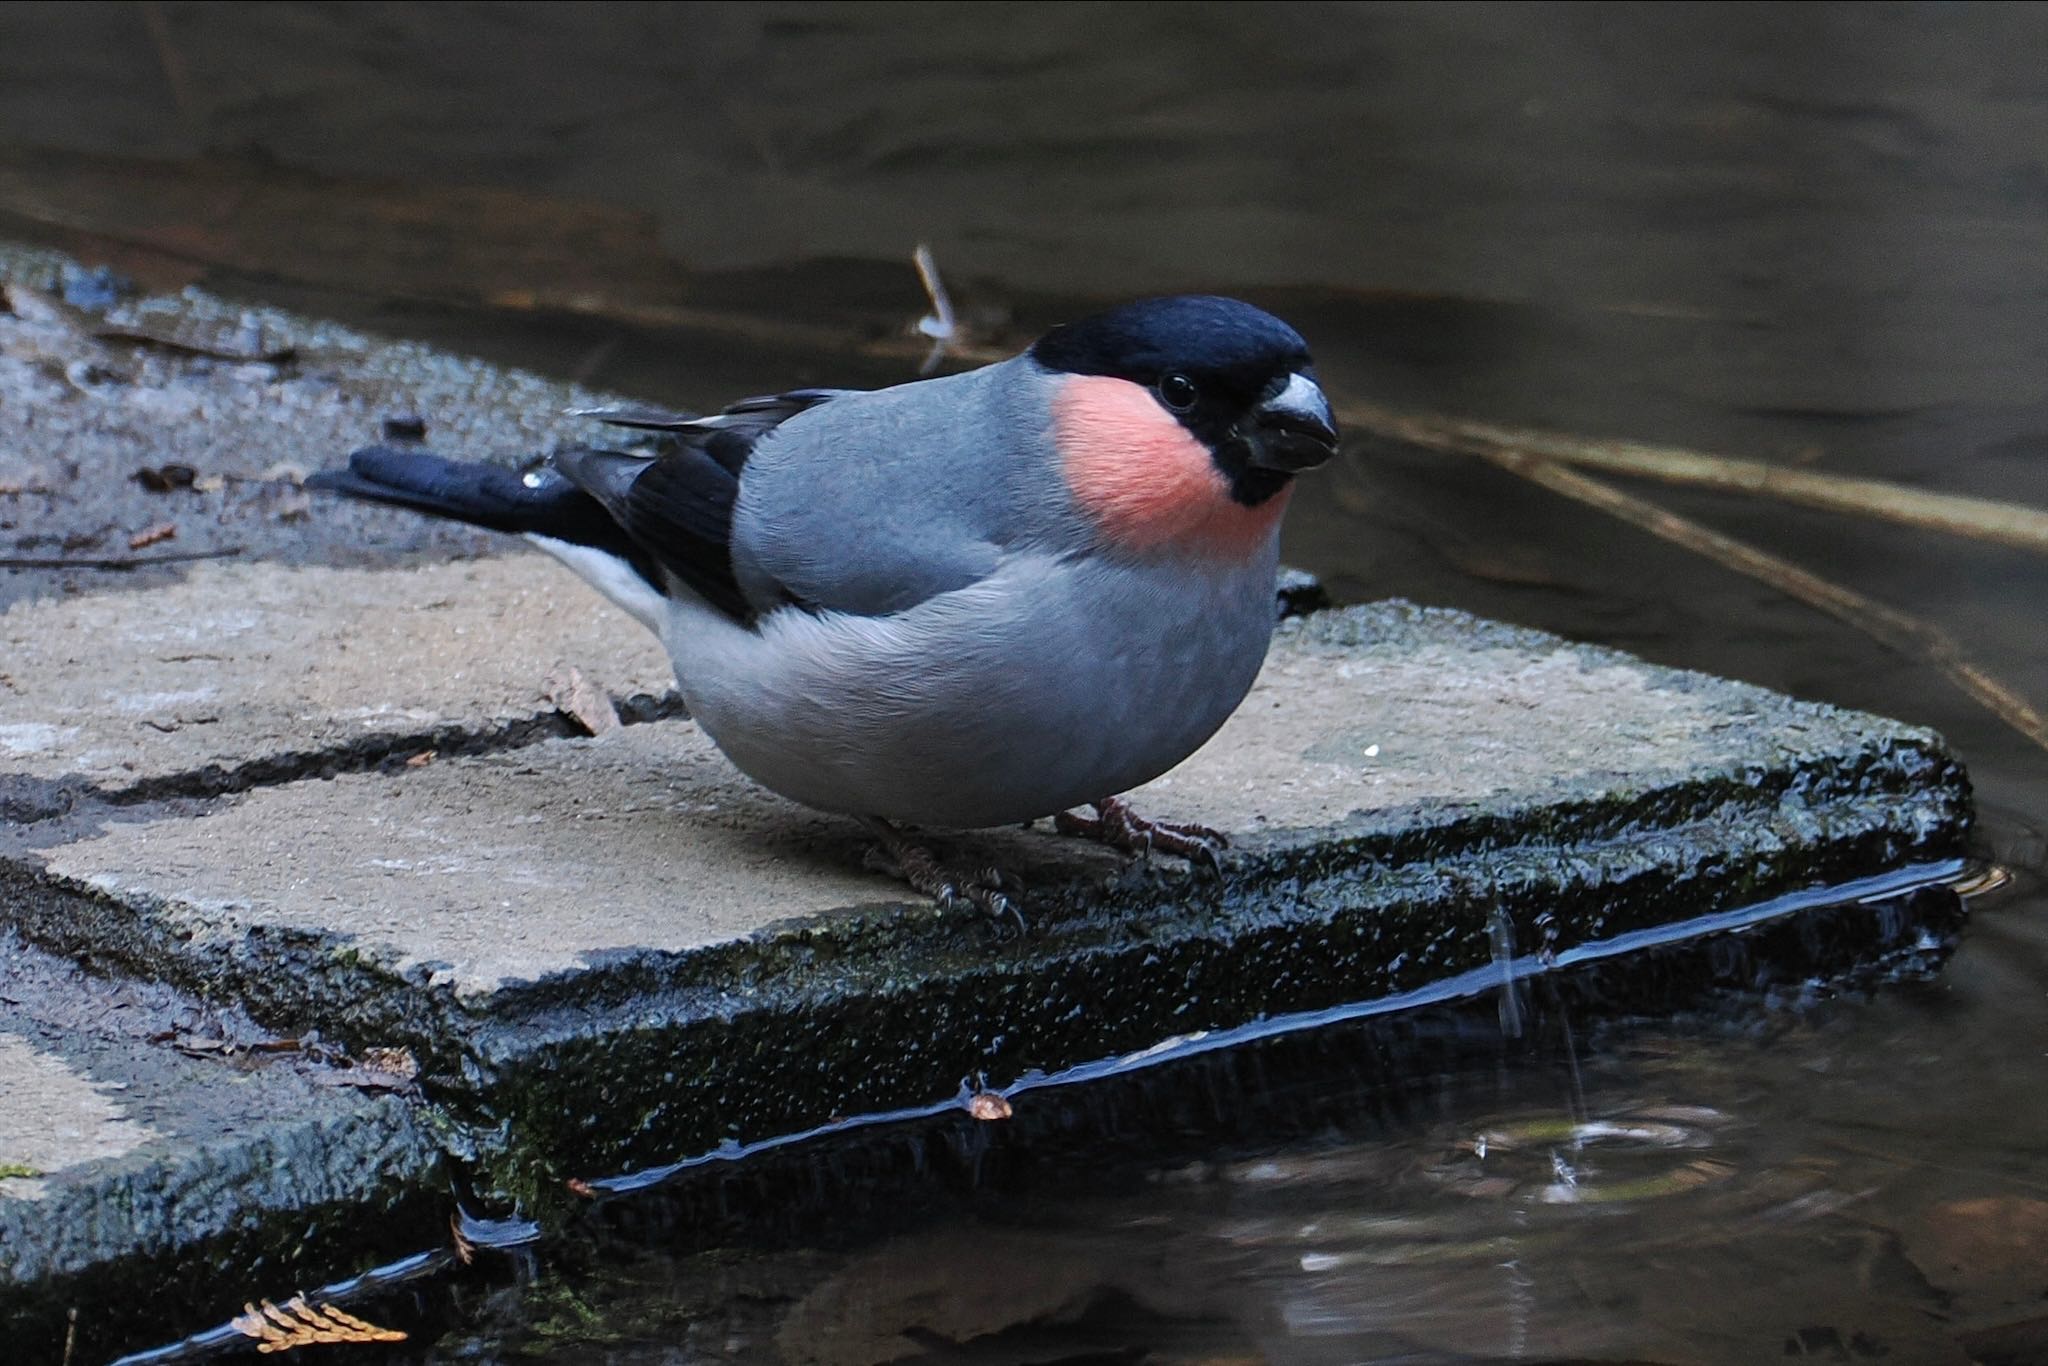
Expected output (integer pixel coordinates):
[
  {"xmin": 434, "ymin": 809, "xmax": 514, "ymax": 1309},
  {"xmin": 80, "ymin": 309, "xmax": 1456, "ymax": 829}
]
[
  {"xmin": 858, "ymin": 817, "xmax": 1026, "ymax": 932},
  {"xmin": 1054, "ymin": 796, "xmax": 1228, "ymax": 874}
]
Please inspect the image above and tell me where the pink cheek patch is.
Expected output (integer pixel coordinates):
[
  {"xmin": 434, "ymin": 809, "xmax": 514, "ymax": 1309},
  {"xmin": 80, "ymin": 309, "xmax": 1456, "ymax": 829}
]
[{"xmin": 1053, "ymin": 375, "xmax": 1290, "ymax": 561}]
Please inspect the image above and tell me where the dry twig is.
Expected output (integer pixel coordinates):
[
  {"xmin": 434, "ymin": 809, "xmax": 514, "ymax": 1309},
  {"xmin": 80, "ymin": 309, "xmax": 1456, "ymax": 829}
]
[
  {"xmin": 135, "ymin": 1, "xmax": 202, "ymax": 135},
  {"xmin": 0, "ymin": 546, "xmax": 241, "ymax": 570}
]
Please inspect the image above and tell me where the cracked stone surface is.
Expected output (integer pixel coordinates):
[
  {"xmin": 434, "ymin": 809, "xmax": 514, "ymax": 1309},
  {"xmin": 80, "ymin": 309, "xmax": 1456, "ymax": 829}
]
[
  {"xmin": 0, "ymin": 555, "xmax": 670, "ymax": 793},
  {"xmin": 22, "ymin": 584, "xmax": 1962, "ymax": 1005}
]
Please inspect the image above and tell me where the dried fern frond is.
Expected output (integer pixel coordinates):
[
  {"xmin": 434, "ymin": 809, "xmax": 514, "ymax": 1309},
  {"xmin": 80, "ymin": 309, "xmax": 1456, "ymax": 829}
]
[{"xmin": 231, "ymin": 1295, "xmax": 406, "ymax": 1351}]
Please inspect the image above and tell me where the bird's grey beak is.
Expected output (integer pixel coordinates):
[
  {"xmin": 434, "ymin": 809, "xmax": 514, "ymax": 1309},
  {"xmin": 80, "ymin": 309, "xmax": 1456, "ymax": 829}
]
[{"xmin": 1245, "ymin": 372, "xmax": 1338, "ymax": 472}]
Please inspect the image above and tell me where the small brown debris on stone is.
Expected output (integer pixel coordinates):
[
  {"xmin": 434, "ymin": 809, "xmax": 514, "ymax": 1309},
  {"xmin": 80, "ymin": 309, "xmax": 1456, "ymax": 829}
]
[
  {"xmin": 450, "ymin": 1212, "xmax": 475, "ymax": 1265},
  {"xmin": 128, "ymin": 521, "xmax": 177, "ymax": 550},
  {"xmin": 337, "ymin": 1046, "xmax": 421, "ymax": 1093},
  {"xmin": 404, "ymin": 749, "xmax": 436, "ymax": 767},
  {"xmin": 358, "ymin": 1046, "xmax": 419, "ymax": 1076},
  {"xmin": 967, "ymin": 1091, "xmax": 1013, "ymax": 1121},
  {"xmin": 133, "ymin": 463, "xmax": 198, "ymax": 492},
  {"xmin": 312, "ymin": 1045, "xmax": 419, "ymax": 1093},
  {"xmin": 545, "ymin": 665, "xmax": 621, "ymax": 737},
  {"xmin": 0, "ymin": 466, "xmax": 50, "ymax": 496},
  {"xmin": 566, "ymin": 1177, "xmax": 597, "ymax": 1198}
]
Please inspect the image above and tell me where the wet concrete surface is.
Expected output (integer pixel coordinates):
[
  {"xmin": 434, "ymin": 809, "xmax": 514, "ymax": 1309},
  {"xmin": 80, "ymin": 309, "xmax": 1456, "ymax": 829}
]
[
  {"xmin": 0, "ymin": 239, "xmax": 617, "ymax": 613},
  {"xmin": 0, "ymin": 932, "xmax": 439, "ymax": 1300},
  {"xmin": 0, "ymin": 251, "xmax": 1977, "ymax": 1349}
]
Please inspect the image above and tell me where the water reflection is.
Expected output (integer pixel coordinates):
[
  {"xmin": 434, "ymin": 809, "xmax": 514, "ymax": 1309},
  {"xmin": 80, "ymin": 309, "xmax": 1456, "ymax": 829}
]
[{"xmin": 407, "ymin": 983, "xmax": 2024, "ymax": 1365}]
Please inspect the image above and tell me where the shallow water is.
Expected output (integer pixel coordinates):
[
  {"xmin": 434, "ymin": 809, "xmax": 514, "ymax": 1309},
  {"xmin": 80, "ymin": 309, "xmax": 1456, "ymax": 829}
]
[{"xmin": 5, "ymin": 4, "xmax": 2047, "ymax": 1362}]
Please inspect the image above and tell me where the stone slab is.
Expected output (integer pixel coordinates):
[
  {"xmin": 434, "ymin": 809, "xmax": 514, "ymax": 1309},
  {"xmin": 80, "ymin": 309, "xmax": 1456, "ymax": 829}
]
[
  {"xmin": 0, "ymin": 556, "xmax": 670, "ymax": 802},
  {"xmin": 0, "ymin": 933, "xmax": 439, "ymax": 1295},
  {"xmin": 3, "ymin": 586, "xmax": 1971, "ymax": 1204},
  {"xmin": 23, "ymin": 596, "xmax": 1956, "ymax": 1002}
]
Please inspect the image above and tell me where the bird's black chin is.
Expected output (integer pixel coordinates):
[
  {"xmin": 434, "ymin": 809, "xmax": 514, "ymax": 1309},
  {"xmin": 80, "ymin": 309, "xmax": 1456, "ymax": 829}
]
[{"xmin": 1223, "ymin": 456, "xmax": 1295, "ymax": 507}]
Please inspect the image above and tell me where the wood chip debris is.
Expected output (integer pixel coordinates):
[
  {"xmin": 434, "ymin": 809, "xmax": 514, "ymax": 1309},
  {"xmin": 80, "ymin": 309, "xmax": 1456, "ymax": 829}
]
[
  {"xmin": 127, "ymin": 521, "xmax": 177, "ymax": 550},
  {"xmin": 966, "ymin": 1091, "xmax": 1013, "ymax": 1121},
  {"xmin": 544, "ymin": 665, "xmax": 621, "ymax": 736}
]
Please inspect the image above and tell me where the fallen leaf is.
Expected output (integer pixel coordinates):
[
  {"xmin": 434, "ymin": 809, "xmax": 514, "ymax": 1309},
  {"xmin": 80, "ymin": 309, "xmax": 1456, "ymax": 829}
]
[
  {"xmin": 450, "ymin": 1212, "xmax": 475, "ymax": 1266},
  {"xmin": 544, "ymin": 666, "xmax": 621, "ymax": 737},
  {"xmin": 133, "ymin": 463, "xmax": 198, "ymax": 492},
  {"xmin": 404, "ymin": 750, "xmax": 436, "ymax": 768},
  {"xmin": 128, "ymin": 522, "xmax": 177, "ymax": 550}
]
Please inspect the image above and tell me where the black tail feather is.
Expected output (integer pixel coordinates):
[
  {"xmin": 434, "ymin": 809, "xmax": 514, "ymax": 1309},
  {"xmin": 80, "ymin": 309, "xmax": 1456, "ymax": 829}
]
[
  {"xmin": 308, "ymin": 446, "xmax": 583, "ymax": 534},
  {"xmin": 308, "ymin": 445, "xmax": 663, "ymax": 588}
]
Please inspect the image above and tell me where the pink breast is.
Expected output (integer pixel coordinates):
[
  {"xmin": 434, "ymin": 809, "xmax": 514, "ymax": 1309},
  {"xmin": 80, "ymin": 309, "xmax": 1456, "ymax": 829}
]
[{"xmin": 1053, "ymin": 375, "xmax": 1290, "ymax": 561}]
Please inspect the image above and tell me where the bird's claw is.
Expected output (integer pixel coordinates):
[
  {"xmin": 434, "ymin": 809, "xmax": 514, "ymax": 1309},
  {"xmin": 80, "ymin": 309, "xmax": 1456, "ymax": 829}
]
[
  {"xmin": 1056, "ymin": 797, "xmax": 1229, "ymax": 877},
  {"xmin": 860, "ymin": 823, "xmax": 1028, "ymax": 934},
  {"xmin": 956, "ymin": 871, "xmax": 1028, "ymax": 936}
]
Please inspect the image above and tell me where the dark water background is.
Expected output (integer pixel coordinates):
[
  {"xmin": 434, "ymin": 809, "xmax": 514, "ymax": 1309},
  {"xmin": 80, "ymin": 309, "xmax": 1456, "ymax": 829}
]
[{"xmin": 3, "ymin": 3, "xmax": 2046, "ymax": 1362}]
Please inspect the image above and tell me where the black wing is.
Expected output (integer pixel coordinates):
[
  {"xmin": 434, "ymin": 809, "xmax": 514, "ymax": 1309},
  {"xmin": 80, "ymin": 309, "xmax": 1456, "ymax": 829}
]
[{"xmin": 552, "ymin": 389, "xmax": 855, "ymax": 621}]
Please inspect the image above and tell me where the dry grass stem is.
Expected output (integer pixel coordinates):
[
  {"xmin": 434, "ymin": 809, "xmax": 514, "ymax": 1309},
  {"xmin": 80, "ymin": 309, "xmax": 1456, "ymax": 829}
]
[
  {"xmin": 1342, "ymin": 400, "xmax": 2048, "ymax": 557},
  {"xmin": 1470, "ymin": 446, "xmax": 2048, "ymax": 752}
]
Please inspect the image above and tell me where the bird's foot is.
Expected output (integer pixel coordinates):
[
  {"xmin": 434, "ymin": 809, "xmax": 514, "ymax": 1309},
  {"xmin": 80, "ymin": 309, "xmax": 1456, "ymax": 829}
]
[
  {"xmin": 1054, "ymin": 796, "xmax": 1228, "ymax": 875},
  {"xmin": 860, "ymin": 818, "xmax": 1027, "ymax": 933}
]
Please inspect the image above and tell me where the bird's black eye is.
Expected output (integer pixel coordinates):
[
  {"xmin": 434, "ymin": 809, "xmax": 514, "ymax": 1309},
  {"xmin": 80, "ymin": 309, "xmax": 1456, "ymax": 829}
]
[{"xmin": 1157, "ymin": 372, "xmax": 1199, "ymax": 413}]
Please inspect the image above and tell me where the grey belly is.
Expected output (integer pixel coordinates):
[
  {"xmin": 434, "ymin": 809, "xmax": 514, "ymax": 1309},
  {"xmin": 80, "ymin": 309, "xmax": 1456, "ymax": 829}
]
[{"xmin": 670, "ymin": 552, "xmax": 1276, "ymax": 828}]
